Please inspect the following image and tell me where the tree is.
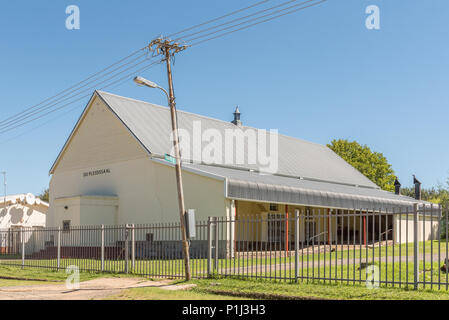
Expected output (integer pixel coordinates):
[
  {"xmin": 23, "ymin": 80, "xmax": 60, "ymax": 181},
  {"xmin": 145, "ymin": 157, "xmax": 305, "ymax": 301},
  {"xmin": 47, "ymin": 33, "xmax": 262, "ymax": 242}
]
[
  {"xmin": 327, "ymin": 139, "xmax": 396, "ymax": 192},
  {"xmin": 38, "ymin": 188, "xmax": 49, "ymax": 203},
  {"xmin": 401, "ymin": 180, "xmax": 449, "ymax": 239},
  {"xmin": 400, "ymin": 187, "xmax": 442, "ymax": 203},
  {"xmin": 400, "ymin": 182, "xmax": 449, "ymax": 209}
]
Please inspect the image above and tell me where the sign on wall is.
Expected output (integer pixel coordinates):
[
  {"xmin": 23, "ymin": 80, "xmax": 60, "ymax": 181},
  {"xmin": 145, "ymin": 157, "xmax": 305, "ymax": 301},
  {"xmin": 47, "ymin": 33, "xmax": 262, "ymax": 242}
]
[{"xmin": 82, "ymin": 168, "xmax": 111, "ymax": 178}]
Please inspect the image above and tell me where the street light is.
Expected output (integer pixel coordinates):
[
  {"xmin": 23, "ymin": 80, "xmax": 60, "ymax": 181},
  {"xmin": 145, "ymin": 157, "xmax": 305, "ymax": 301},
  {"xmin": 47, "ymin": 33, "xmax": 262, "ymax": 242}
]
[
  {"xmin": 134, "ymin": 76, "xmax": 171, "ymax": 106},
  {"xmin": 134, "ymin": 75, "xmax": 191, "ymax": 280},
  {"xmin": 134, "ymin": 76, "xmax": 166, "ymax": 92}
]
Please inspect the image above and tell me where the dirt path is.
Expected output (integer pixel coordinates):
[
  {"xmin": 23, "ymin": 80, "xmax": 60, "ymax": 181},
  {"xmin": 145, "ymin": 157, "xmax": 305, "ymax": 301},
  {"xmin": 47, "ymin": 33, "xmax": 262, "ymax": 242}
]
[{"xmin": 0, "ymin": 278, "xmax": 178, "ymax": 300}]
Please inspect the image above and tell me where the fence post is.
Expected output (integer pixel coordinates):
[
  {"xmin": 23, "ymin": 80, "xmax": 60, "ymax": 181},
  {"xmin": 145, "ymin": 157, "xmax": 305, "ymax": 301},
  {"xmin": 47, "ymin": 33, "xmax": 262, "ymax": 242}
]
[
  {"xmin": 207, "ymin": 217, "xmax": 213, "ymax": 277},
  {"xmin": 413, "ymin": 203, "xmax": 419, "ymax": 290},
  {"xmin": 21, "ymin": 229, "xmax": 25, "ymax": 269},
  {"xmin": 295, "ymin": 210, "xmax": 300, "ymax": 283},
  {"xmin": 57, "ymin": 226, "xmax": 61, "ymax": 270},
  {"xmin": 214, "ymin": 217, "xmax": 219, "ymax": 272},
  {"xmin": 101, "ymin": 225, "xmax": 105, "ymax": 272},
  {"xmin": 131, "ymin": 224, "xmax": 135, "ymax": 271},
  {"xmin": 124, "ymin": 225, "xmax": 129, "ymax": 274}
]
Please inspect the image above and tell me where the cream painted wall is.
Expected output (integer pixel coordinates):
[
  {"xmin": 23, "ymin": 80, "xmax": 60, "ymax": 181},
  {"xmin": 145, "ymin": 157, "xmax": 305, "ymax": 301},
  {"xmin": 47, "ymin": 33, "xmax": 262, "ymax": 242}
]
[
  {"xmin": 55, "ymin": 96, "xmax": 148, "ymax": 172},
  {"xmin": 394, "ymin": 214, "xmax": 440, "ymax": 243},
  {"xmin": 49, "ymin": 158, "xmax": 227, "ymax": 227},
  {"xmin": 48, "ymin": 96, "xmax": 227, "ymax": 228},
  {"xmin": 54, "ymin": 196, "xmax": 118, "ymax": 227}
]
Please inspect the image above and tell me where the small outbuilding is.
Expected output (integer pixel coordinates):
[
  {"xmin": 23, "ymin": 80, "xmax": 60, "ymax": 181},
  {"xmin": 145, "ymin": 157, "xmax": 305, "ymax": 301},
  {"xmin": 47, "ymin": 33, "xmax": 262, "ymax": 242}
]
[{"xmin": 0, "ymin": 193, "xmax": 48, "ymax": 253}]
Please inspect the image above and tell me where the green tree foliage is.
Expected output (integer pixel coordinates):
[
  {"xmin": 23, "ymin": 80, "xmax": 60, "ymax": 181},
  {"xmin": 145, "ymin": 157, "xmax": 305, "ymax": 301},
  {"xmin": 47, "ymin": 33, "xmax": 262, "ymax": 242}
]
[
  {"xmin": 327, "ymin": 139, "xmax": 396, "ymax": 191},
  {"xmin": 38, "ymin": 188, "xmax": 49, "ymax": 203},
  {"xmin": 400, "ymin": 179, "xmax": 449, "ymax": 209},
  {"xmin": 401, "ymin": 179, "xmax": 449, "ymax": 239}
]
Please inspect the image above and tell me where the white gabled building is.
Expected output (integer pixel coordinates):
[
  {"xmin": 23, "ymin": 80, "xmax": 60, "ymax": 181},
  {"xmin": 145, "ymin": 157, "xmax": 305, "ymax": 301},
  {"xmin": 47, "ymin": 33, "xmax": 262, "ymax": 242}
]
[{"xmin": 47, "ymin": 90, "xmax": 439, "ymax": 244}]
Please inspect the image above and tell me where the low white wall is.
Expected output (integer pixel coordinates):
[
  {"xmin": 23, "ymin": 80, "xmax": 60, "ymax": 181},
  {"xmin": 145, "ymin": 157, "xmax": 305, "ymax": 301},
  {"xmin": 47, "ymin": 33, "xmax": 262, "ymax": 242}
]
[{"xmin": 394, "ymin": 214, "xmax": 440, "ymax": 244}]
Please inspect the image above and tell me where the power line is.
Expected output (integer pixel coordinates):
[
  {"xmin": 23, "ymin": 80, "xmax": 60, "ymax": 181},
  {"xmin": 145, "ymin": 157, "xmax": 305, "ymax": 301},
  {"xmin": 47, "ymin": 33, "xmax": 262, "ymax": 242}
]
[
  {"xmin": 0, "ymin": 52, "xmax": 150, "ymax": 130},
  {"xmin": 0, "ymin": 47, "xmax": 147, "ymax": 126},
  {"xmin": 0, "ymin": 0, "xmax": 275, "ymax": 131},
  {"xmin": 166, "ymin": 0, "xmax": 272, "ymax": 38},
  {"xmin": 0, "ymin": 0, "xmax": 327, "ymax": 138},
  {"xmin": 0, "ymin": 55, "xmax": 156, "ymax": 132},
  {"xmin": 0, "ymin": 59, "xmax": 162, "ymax": 145},
  {"xmin": 0, "ymin": 1, "xmax": 270, "ymax": 131},
  {"xmin": 0, "ymin": 59, "xmax": 162, "ymax": 136},
  {"xmin": 186, "ymin": 0, "xmax": 327, "ymax": 46},
  {"xmin": 173, "ymin": 0, "xmax": 312, "ymax": 42}
]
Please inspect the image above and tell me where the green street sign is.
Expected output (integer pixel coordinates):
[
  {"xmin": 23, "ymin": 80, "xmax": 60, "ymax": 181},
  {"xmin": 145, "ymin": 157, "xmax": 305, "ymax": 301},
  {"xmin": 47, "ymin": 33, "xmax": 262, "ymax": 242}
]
[{"xmin": 164, "ymin": 154, "xmax": 177, "ymax": 164}]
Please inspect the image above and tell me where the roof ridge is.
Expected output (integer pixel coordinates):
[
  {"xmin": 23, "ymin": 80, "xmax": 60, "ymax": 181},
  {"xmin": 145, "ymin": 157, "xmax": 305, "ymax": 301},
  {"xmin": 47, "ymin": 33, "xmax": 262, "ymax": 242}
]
[
  {"xmin": 87, "ymin": 91, "xmax": 378, "ymax": 189},
  {"xmin": 97, "ymin": 90, "xmax": 327, "ymax": 148}
]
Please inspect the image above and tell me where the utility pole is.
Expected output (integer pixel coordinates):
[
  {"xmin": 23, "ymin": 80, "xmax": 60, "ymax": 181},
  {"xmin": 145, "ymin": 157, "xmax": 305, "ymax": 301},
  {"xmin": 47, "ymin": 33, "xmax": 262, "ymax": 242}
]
[{"xmin": 149, "ymin": 38, "xmax": 191, "ymax": 280}]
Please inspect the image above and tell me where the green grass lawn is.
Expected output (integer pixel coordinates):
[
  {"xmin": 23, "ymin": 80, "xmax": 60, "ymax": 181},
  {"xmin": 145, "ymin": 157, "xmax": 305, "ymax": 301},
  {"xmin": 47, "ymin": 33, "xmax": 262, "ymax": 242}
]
[
  {"xmin": 108, "ymin": 286, "xmax": 251, "ymax": 300},
  {"xmin": 0, "ymin": 279, "xmax": 57, "ymax": 287},
  {"xmin": 1, "ymin": 240, "xmax": 447, "ymax": 286},
  {"xmin": 0, "ymin": 264, "xmax": 449, "ymax": 300},
  {"xmin": 250, "ymin": 260, "xmax": 449, "ymax": 291},
  {"xmin": 189, "ymin": 277, "xmax": 449, "ymax": 300},
  {"xmin": 3, "ymin": 240, "xmax": 447, "ymax": 269},
  {"xmin": 0, "ymin": 264, "xmax": 247, "ymax": 300},
  {"xmin": 0, "ymin": 264, "xmax": 138, "ymax": 285}
]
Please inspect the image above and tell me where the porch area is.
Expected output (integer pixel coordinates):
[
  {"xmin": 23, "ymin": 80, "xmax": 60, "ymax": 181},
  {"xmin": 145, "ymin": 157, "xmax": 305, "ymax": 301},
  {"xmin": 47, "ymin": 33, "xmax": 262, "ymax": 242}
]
[{"xmin": 232, "ymin": 200, "xmax": 439, "ymax": 251}]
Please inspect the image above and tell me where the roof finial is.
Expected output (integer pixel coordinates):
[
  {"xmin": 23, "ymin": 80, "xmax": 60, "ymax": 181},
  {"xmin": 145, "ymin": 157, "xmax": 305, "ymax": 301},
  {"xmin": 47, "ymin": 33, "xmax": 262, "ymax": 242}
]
[{"xmin": 232, "ymin": 106, "xmax": 242, "ymax": 126}]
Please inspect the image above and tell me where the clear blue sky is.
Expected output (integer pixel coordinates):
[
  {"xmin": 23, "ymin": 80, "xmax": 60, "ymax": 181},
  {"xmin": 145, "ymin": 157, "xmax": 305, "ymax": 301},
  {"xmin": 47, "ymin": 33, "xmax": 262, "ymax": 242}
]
[{"xmin": 0, "ymin": 0, "xmax": 448, "ymax": 195}]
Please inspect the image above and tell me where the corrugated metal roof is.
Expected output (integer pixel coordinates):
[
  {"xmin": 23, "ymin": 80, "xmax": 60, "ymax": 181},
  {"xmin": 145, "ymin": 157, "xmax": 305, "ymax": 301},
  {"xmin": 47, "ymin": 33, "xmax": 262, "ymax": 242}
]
[
  {"xmin": 96, "ymin": 91, "xmax": 379, "ymax": 189},
  {"xmin": 180, "ymin": 162, "xmax": 436, "ymax": 211}
]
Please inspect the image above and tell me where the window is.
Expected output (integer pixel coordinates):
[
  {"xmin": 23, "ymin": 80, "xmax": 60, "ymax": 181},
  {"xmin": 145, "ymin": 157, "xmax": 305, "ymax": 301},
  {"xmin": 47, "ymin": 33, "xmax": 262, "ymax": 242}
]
[
  {"xmin": 62, "ymin": 220, "xmax": 71, "ymax": 232},
  {"xmin": 46, "ymin": 235, "xmax": 55, "ymax": 247},
  {"xmin": 269, "ymin": 203, "xmax": 278, "ymax": 211}
]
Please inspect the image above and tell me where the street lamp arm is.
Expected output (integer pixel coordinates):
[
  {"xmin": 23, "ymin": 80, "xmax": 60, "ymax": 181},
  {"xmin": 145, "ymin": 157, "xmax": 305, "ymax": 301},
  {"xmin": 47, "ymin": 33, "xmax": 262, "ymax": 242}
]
[{"xmin": 156, "ymin": 86, "xmax": 170, "ymax": 103}]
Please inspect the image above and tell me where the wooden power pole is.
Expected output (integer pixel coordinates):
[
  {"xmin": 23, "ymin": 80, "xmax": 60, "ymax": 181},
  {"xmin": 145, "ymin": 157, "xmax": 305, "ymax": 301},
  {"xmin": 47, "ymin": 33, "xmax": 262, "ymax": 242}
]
[{"xmin": 149, "ymin": 39, "xmax": 191, "ymax": 280}]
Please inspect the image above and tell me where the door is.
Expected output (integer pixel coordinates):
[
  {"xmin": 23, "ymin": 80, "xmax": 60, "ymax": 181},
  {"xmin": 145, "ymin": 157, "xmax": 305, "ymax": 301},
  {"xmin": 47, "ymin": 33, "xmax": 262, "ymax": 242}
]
[
  {"xmin": 267, "ymin": 214, "xmax": 285, "ymax": 244},
  {"xmin": 305, "ymin": 220, "xmax": 316, "ymax": 242}
]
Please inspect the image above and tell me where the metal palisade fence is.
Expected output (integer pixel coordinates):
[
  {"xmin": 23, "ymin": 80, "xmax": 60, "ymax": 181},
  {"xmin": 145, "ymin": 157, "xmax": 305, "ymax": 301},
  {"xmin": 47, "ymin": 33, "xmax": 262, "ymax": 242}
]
[{"xmin": 0, "ymin": 205, "xmax": 448, "ymax": 290}]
